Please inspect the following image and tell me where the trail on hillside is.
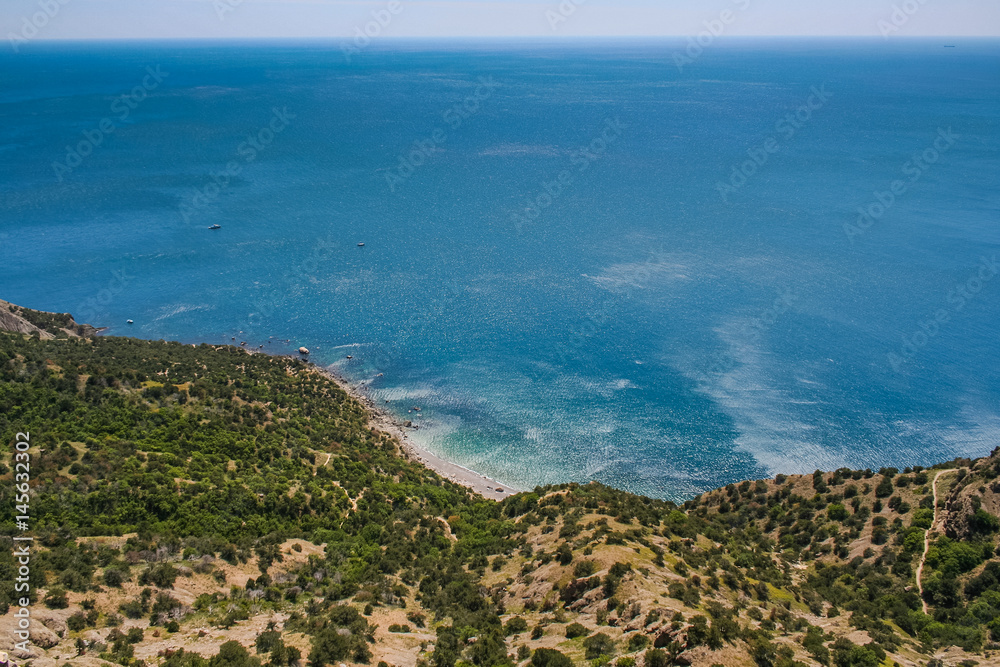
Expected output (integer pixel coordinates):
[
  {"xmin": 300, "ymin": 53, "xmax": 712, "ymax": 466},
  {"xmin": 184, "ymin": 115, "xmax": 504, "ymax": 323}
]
[{"xmin": 916, "ymin": 469, "xmax": 957, "ymax": 614}]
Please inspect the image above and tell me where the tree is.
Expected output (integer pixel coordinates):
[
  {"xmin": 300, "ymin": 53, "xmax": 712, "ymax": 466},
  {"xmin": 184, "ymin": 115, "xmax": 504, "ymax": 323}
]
[
  {"xmin": 210, "ymin": 641, "xmax": 261, "ymax": 667},
  {"xmin": 875, "ymin": 476, "xmax": 894, "ymax": 498},
  {"xmin": 308, "ymin": 627, "xmax": 350, "ymax": 667},
  {"xmin": 583, "ymin": 633, "xmax": 615, "ymax": 660},
  {"xmin": 831, "ymin": 638, "xmax": 881, "ymax": 667},
  {"xmin": 827, "ymin": 504, "xmax": 849, "ymax": 521},
  {"xmin": 970, "ymin": 508, "xmax": 1000, "ymax": 536},
  {"xmin": 504, "ymin": 616, "xmax": 528, "ymax": 636},
  {"xmin": 530, "ymin": 648, "xmax": 573, "ymax": 667},
  {"xmin": 644, "ymin": 649, "xmax": 669, "ymax": 667}
]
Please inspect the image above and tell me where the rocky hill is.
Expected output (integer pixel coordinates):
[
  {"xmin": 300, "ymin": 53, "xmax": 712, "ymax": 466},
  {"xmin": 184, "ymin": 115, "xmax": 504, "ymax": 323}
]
[
  {"xmin": 0, "ymin": 300, "xmax": 102, "ymax": 339},
  {"xmin": 0, "ymin": 302, "xmax": 997, "ymax": 667}
]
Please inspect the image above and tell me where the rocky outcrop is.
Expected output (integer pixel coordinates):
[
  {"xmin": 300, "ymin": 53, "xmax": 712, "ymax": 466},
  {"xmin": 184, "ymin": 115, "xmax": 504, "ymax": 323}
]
[
  {"xmin": 942, "ymin": 449, "xmax": 1000, "ymax": 540},
  {"xmin": 0, "ymin": 299, "xmax": 101, "ymax": 338}
]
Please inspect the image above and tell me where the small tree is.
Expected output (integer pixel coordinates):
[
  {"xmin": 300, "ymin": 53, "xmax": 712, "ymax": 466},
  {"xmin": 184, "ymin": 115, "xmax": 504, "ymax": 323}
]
[
  {"xmin": 531, "ymin": 648, "xmax": 573, "ymax": 667},
  {"xmin": 583, "ymin": 633, "xmax": 615, "ymax": 660}
]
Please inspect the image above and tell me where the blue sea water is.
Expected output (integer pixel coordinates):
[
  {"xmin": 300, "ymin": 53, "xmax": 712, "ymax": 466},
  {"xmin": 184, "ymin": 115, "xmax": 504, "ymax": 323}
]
[{"xmin": 1, "ymin": 38, "xmax": 999, "ymax": 500}]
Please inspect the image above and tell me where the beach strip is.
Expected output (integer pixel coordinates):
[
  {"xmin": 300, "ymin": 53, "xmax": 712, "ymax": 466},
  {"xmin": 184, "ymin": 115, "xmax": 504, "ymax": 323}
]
[{"xmin": 314, "ymin": 364, "xmax": 517, "ymax": 501}]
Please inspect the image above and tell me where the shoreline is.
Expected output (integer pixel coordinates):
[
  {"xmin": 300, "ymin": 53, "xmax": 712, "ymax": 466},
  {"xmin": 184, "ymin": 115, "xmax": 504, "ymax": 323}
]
[{"xmin": 311, "ymin": 362, "xmax": 518, "ymax": 502}]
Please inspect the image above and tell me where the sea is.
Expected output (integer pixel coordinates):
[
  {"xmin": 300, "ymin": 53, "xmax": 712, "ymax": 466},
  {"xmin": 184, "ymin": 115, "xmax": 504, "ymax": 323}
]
[{"xmin": 1, "ymin": 38, "xmax": 998, "ymax": 501}]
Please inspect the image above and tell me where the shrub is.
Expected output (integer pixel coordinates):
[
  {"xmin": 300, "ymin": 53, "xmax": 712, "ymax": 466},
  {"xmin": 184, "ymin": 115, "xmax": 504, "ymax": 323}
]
[
  {"xmin": 565, "ymin": 622, "xmax": 588, "ymax": 638},
  {"xmin": 574, "ymin": 560, "xmax": 598, "ymax": 578},
  {"xmin": 43, "ymin": 588, "xmax": 69, "ymax": 609},
  {"xmin": 911, "ymin": 508, "xmax": 934, "ymax": 529},
  {"xmin": 583, "ymin": 632, "xmax": 616, "ymax": 659},
  {"xmin": 644, "ymin": 649, "xmax": 669, "ymax": 667},
  {"xmin": 531, "ymin": 648, "xmax": 573, "ymax": 667},
  {"xmin": 504, "ymin": 617, "xmax": 528, "ymax": 636},
  {"xmin": 627, "ymin": 633, "xmax": 649, "ymax": 651},
  {"xmin": 67, "ymin": 612, "xmax": 87, "ymax": 632},
  {"xmin": 971, "ymin": 508, "xmax": 1000, "ymax": 535},
  {"xmin": 827, "ymin": 504, "xmax": 849, "ymax": 521}
]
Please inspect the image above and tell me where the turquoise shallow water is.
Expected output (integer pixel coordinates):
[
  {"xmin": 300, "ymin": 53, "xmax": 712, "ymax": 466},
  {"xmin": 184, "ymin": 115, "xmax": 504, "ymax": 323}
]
[{"xmin": 1, "ymin": 39, "xmax": 999, "ymax": 500}]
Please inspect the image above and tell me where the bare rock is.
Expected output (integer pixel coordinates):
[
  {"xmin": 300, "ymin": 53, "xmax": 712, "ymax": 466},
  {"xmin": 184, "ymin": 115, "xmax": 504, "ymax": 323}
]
[
  {"xmin": 39, "ymin": 615, "xmax": 68, "ymax": 637},
  {"xmin": 13, "ymin": 644, "xmax": 40, "ymax": 660},
  {"xmin": 32, "ymin": 622, "xmax": 61, "ymax": 649},
  {"xmin": 625, "ymin": 616, "xmax": 645, "ymax": 632}
]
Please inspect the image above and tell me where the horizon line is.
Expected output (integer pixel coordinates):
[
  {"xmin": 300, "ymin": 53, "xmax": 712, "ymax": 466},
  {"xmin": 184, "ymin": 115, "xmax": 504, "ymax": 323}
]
[{"xmin": 13, "ymin": 35, "xmax": 999, "ymax": 43}]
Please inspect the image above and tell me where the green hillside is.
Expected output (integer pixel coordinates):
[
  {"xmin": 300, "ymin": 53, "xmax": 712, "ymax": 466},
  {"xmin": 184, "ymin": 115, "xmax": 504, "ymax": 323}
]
[{"xmin": 0, "ymin": 325, "xmax": 997, "ymax": 667}]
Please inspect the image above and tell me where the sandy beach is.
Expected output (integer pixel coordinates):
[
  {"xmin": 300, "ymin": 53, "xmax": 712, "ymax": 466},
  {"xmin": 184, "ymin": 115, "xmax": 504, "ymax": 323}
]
[{"xmin": 312, "ymin": 363, "xmax": 517, "ymax": 502}]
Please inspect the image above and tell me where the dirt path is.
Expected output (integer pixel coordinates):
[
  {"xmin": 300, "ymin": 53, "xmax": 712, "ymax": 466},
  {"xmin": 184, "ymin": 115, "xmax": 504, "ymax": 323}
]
[{"xmin": 916, "ymin": 469, "xmax": 957, "ymax": 614}]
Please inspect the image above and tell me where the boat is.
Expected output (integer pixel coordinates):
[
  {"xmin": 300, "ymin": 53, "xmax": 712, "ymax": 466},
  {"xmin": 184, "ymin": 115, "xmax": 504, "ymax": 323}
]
[
  {"xmin": 208, "ymin": 224, "xmax": 221, "ymax": 230},
  {"xmin": 126, "ymin": 319, "xmax": 133, "ymax": 324},
  {"xmin": 357, "ymin": 242, "xmax": 365, "ymax": 247}
]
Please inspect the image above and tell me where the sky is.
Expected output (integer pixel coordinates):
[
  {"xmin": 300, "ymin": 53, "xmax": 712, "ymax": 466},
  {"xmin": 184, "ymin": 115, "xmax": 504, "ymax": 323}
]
[{"xmin": 3, "ymin": 0, "xmax": 999, "ymax": 41}]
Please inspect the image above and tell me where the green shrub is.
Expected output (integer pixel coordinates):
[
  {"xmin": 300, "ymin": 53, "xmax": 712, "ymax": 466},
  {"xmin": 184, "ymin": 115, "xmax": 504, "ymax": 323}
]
[
  {"xmin": 504, "ymin": 616, "xmax": 528, "ymax": 636},
  {"xmin": 531, "ymin": 648, "xmax": 573, "ymax": 667},
  {"xmin": 583, "ymin": 632, "xmax": 615, "ymax": 659}
]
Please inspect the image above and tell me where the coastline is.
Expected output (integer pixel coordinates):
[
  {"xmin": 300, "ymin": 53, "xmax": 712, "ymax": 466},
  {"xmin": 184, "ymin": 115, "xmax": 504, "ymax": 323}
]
[{"xmin": 312, "ymin": 362, "xmax": 517, "ymax": 502}]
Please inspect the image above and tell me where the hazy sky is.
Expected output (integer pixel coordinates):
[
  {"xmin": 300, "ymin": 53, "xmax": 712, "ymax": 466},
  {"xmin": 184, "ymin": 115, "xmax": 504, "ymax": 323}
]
[{"xmin": 4, "ymin": 0, "xmax": 999, "ymax": 40}]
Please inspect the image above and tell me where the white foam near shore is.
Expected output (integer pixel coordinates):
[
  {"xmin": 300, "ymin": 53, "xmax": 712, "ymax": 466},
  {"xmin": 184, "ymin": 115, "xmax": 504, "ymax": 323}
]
[{"xmin": 315, "ymin": 363, "xmax": 518, "ymax": 501}]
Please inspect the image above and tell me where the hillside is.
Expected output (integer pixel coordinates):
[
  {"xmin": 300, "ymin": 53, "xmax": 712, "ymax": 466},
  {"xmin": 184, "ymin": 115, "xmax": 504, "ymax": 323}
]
[
  {"xmin": 0, "ymin": 300, "xmax": 103, "ymax": 339},
  {"xmin": 0, "ymin": 309, "xmax": 998, "ymax": 667}
]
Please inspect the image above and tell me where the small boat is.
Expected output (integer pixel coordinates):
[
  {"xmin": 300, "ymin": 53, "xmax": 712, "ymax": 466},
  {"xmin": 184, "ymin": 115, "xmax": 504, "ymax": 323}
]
[
  {"xmin": 346, "ymin": 355, "xmax": 353, "ymax": 359},
  {"xmin": 357, "ymin": 242, "xmax": 365, "ymax": 247},
  {"xmin": 126, "ymin": 319, "xmax": 133, "ymax": 324},
  {"xmin": 209, "ymin": 224, "xmax": 221, "ymax": 230}
]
